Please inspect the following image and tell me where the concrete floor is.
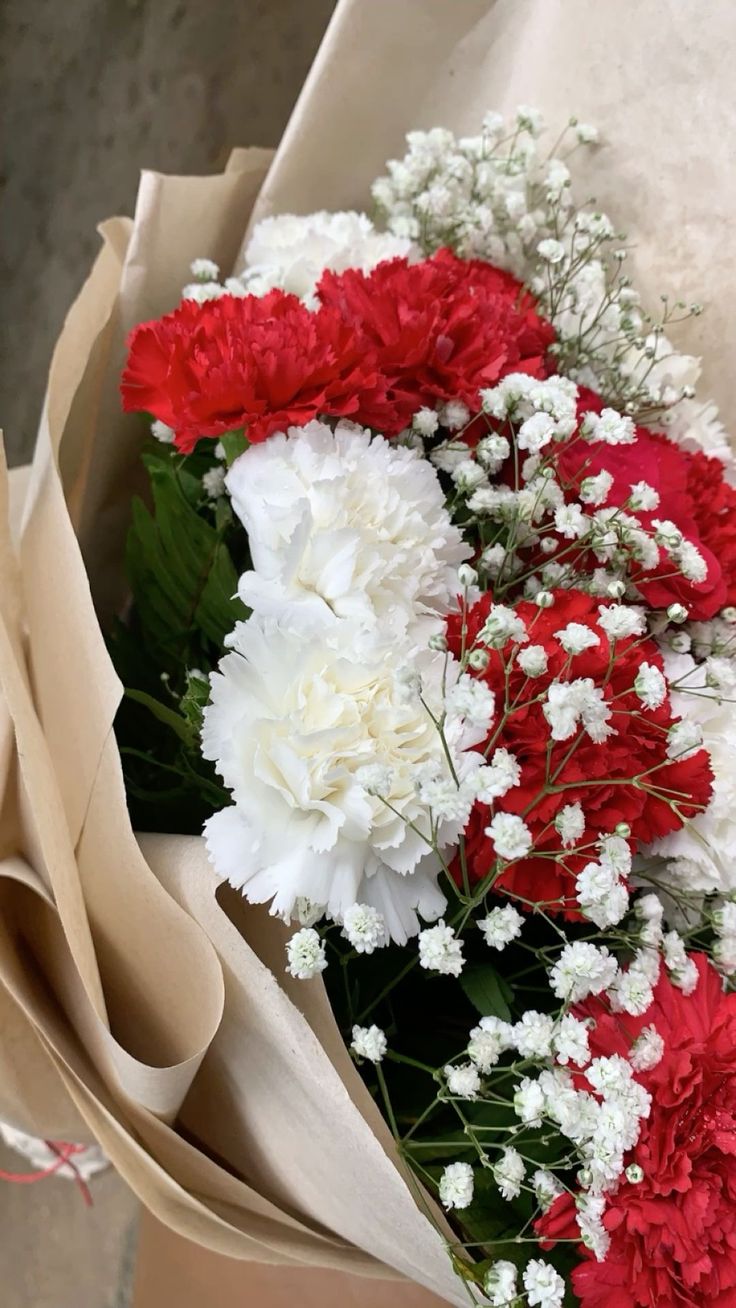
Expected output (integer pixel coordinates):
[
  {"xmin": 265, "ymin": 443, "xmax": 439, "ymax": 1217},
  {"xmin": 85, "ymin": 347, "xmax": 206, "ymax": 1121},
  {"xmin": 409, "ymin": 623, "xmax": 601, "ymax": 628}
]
[
  {"xmin": 0, "ymin": 1143, "xmax": 138, "ymax": 1308},
  {"xmin": 0, "ymin": 2, "xmax": 334, "ymax": 1304}
]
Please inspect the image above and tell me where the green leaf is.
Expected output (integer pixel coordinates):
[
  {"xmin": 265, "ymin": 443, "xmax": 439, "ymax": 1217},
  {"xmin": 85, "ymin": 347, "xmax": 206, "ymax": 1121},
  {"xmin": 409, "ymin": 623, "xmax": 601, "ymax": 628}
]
[
  {"xmin": 125, "ymin": 454, "xmax": 246, "ymax": 668},
  {"xmin": 179, "ymin": 670, "xmax": 211, "ymax": 737},
  {"xmin": 458, "ymin": 1172, "xmax": 531, "ymax": 1264},
  {"xmin": 218, "ymin": 430, "xmax": 249, "ymax": 465},
  {"xmin": 123, "ymin": 687, "xmax": 195, "ymax": 747},
  {"xmin": 459, "ymin": 964, "xmax": 513, "ymax": 1020}
]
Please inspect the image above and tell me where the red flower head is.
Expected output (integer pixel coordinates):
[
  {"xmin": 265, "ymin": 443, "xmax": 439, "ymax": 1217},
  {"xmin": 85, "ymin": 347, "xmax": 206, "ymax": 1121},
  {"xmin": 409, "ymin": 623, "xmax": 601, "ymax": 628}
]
[
  {"xmin": 121, "ymin": 290, "xmax": 388, "ymax": 452},
  {"xmin": 317, "ymin": 248, "xmax": 555, "ymax": 434},
  {"xmin": 557, "ymin": 390, "xmax": 733, "ymax": 620},
  {"xmin": 682, "ymin": 445, "xmax": 736, "ymax": 612},
  {"xmin": 446, "ymin": 588, "xmax": 712, "ymax": 913},
  {"xmin": 538, "ymin": 954, "xmax": 736, "ymax": 1307}
]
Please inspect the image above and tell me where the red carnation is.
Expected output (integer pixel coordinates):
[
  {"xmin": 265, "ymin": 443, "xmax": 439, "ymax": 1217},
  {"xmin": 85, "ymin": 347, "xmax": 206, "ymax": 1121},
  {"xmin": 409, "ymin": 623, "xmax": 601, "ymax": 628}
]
[
  {"xmin": 121, "ymin": 290, "xmax": 388, "ymax": 452},
  {"xmin": 538, "ymin": 955, "xmax": 736, "ymax": 1307},
  {"xmin": 557, "ymin": 390, "xmax": 731, "ymax": 620},
  {"xmin": 317, "ymin": 249, "xmax": 555, "ymax": 434},
  {"xmin": 682, "ymin": 446, "xmax": 736, "ymax": 611},
  {"xmin": 446, "ymin": 588, "xmax": 712, "ymax": 913}
]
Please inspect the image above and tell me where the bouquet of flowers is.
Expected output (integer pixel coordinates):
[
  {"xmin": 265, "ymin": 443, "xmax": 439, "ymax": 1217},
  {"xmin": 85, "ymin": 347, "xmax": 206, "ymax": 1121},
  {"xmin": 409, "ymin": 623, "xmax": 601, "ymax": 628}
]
[
  {"xmin": 110, "ymin": 104, "xmax": 736, "ymax": 1308},
  {"xmin": 3, "ymin": 6, "xmax": 736, "ymax": 1308}
]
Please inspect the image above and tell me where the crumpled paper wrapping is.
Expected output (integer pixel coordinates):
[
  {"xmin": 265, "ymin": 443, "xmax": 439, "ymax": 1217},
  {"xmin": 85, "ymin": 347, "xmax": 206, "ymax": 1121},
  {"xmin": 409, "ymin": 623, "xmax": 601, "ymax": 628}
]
[{"xmin": 1, "ymin": 1, "xmax": 733, "ymax": 1302}]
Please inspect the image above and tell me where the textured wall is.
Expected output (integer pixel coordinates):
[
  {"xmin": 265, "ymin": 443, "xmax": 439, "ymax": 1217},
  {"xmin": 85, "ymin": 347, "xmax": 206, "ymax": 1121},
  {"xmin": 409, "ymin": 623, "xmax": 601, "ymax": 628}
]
[{"xmin": 0, "ymin": 0, "xmax": 336, "ymax": 466}]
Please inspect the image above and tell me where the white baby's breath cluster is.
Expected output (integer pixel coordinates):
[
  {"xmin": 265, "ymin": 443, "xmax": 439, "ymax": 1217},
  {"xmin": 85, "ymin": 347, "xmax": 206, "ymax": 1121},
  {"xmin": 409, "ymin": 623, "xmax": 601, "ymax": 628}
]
[
  {"xmin": 433, "ymin": 937, "xmax": 658, "ymax": 1270},
  {"xmin": 444, "ymin": 371, "xmax": 713, "ymax": 614},
  {"xmin": 374, "ymin": 109, "xmax": 733, "ymax": 467}
]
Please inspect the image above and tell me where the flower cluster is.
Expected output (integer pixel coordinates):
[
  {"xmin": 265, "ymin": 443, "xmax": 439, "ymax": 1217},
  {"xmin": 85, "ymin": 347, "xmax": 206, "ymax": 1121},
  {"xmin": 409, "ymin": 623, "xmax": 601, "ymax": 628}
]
[
  {"xmin": 446, "ymin": 585, "xmax": 713, "ymax": 915},
  {"xmin": 539, "ymin": 955, "xmax": 736, "ymax": 1307},
  {"xmin": 123, "ymin": 248, "xmax": 552, "ymax": 450},
  {"xmin": 119, "ymin": 108, "xmax": 736, "ymax": 1307},
  {"xmin": 373, "ymin": 109, "xmax": 725, "ymax": 451}
]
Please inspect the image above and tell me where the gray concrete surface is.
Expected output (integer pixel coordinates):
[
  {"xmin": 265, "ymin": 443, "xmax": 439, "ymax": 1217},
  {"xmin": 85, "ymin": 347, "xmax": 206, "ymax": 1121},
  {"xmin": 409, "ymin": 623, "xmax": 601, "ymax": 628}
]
[
  {"xmin": 0, "ymin": 1143, "xmax": 138, "ymax": 1308},
  {"xmin": 0, "ymin": 3, "xmax": 334, "ymax": 1303},
  {"xmin": 1, "ymin": 0, "xmax": 336, "ymax": 468}
]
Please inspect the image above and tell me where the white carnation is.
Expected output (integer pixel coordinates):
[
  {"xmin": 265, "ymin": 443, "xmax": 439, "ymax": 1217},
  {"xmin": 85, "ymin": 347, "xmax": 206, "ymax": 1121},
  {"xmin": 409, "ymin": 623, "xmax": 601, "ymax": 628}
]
[
  {"xmin": 203, "ymin": 620, "xmax": 484, "ymax": 943},
  {"xmin": 241, "ymin": 210, "xmax": 413, "ymax": 303},
  {"xmin": 652, "ymin": 652, "xmax": 736, "ymax": 895},
  {"xmin": 227, "ymin": 422, "xmax": 469, "ymax": 647}
]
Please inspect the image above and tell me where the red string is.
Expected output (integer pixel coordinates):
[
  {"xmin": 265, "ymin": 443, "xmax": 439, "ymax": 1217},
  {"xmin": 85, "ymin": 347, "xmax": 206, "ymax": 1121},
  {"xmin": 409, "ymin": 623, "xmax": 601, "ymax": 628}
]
[{"xmin": 0, "ymin": 1140, "xmax": 93, "ymax": 1206}]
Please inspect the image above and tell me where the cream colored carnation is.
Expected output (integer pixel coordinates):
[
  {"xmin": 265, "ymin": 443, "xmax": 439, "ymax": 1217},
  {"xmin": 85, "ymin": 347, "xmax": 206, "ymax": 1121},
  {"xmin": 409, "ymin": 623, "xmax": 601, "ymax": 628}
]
[
  {"xmin": 202, "ymin": 617, "xmax": 485, "ymax": 943},
  {"xmin": 240, "ymin": 210, "xmax": 414, "ymax": 304},
  {"xmin": 651, "ymin": 651, "xmax": 736, "ymax": 894},
  {"xmin": 227, "ymin": 421, "xmax": 469, "ymax": 649}
]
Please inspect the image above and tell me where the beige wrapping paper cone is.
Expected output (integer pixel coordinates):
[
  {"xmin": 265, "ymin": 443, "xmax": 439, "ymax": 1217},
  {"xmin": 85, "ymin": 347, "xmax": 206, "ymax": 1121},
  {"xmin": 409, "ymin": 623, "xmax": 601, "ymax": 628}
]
[
  {"xmin": 132, "ymin": 1212, "xmax": 448, "ymax": 1308},
  {"xmin": 0, "ymin": 147, "xmax": 463, "ymax": 1302}
]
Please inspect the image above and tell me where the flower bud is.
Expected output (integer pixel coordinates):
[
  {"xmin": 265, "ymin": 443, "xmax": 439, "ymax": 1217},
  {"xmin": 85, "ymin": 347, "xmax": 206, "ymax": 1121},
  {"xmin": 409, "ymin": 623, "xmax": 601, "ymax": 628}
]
[
  {"xmin": 625, "ymin": 1163, "xmax": 644, "ymax": 1184},
  {"xmin": 458, "ymin": 564, "xmax": 478, "ymax": 589},
  {"xmin": 428, "ymin": 632, "xmax": 448, "ymax": 652},
  {"xmin": 667, "ymin": 602, "xmax": 688, "ymax": 624},
  {"xmin": 535, "ymin": 590, "xmax": 555, "ymax": 609},
  {"xmin": 468, "ymin": 648, "xmax": 490, "ymax": 672},
  {"xmin": 669, "ymin": 633, "xmax": 691, "ymax": 654}
]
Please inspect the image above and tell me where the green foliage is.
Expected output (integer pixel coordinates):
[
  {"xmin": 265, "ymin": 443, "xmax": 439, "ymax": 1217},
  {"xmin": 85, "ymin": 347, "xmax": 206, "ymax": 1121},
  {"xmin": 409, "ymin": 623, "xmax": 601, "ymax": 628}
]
[
  {"xmin": 125, "ymin": 448, "xmax": 247, "ymax": 671},
  {"xmin": 460, "ymin": 962, "xmax": 514, "ymax": 1021},
  {"xmin": 108, "ymin": 442, "xmax": 245, "ymax": 833},
  {"xmin": 218, "ymin": 429, "xmax": 249, "ymax": 465}
]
